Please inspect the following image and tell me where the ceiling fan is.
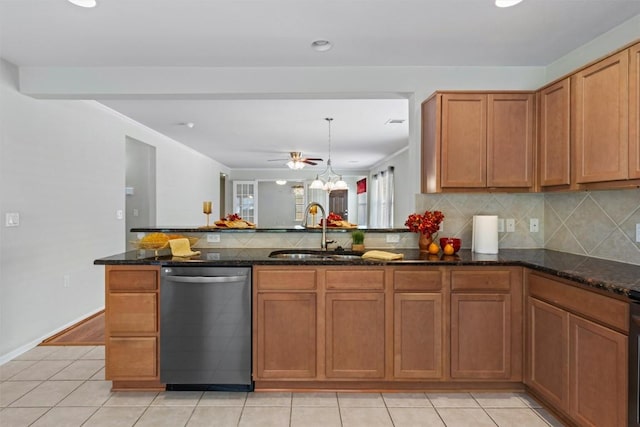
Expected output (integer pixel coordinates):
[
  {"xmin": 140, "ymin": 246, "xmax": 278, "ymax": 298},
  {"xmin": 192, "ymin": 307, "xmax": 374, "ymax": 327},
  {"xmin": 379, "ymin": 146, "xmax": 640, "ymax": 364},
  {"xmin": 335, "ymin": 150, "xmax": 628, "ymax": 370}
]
[{"xmin": 268, "ymin": 152, "xmax": 323, "ymax": 169}]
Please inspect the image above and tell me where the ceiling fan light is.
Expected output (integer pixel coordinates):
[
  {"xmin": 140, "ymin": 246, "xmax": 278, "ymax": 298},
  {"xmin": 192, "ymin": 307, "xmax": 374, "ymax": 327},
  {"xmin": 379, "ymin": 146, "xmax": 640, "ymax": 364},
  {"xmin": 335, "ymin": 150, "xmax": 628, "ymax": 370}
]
[
  {"xmin": 495, "ymin": 0, "xmax": 523, "ymax": 7},
  {"xmin": 287, "ymin": 160, "xmax": 303, "ymax": 170}
]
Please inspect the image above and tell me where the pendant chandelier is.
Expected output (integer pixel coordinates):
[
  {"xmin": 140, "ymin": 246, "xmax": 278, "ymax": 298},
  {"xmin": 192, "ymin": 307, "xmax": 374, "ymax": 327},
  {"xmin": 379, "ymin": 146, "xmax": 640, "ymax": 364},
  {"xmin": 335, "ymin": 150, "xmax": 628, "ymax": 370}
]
[{"xmin": 310, "ymin": 118, "xmax": 348, "ymax": 192}]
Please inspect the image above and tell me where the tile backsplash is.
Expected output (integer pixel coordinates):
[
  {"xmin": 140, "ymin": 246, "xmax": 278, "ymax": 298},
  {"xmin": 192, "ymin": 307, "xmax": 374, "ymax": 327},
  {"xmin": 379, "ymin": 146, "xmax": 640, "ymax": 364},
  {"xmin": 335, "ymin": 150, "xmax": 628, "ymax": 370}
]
[
  {"xmin": 415, "ymin": 188, "xmax": 640, "ymax": 266},
  {"xmin": 415, "ymin": 193, "xmax": 545, "ymax": 250},
  {"xmin": 545, "ymin": 189, "xmax": 640, "ymax": 266}
]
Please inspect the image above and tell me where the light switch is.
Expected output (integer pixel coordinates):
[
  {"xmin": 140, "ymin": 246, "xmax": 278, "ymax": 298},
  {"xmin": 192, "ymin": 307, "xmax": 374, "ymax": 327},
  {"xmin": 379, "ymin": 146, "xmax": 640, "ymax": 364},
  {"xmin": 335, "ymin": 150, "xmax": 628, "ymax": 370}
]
[
  {"xmin": 5, "ymin": 212, "xmax": 19, "ymax": 227},
  {"xmin": 207, "ymin": 234, "xmax": 221, "ymax": 243},
  {"xmin": 116, "ymin": 210, "xmax": 124, "ymax": 220},
  {"xmin": 506, "ymin": 218, "xmax": 515, "ymax": 233}
]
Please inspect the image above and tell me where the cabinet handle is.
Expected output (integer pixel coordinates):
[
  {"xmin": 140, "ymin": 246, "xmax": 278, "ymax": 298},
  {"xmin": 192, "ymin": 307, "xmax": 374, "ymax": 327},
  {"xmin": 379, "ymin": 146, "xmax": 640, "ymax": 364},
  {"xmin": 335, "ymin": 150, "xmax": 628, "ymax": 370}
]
[{"xmin": 165, "ymin": 275, "xmax": 247, "ymax": 284}]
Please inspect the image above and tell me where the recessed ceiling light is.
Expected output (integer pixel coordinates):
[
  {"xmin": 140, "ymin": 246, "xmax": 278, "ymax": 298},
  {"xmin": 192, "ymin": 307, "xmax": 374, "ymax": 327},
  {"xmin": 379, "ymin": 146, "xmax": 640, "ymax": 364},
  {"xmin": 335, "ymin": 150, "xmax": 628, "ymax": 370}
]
[
  {"xmin": 311, "ymin": 40, "xmax": 333, "ymax": 52},
  {"xmin": 67, "ymin": 0, "xmax": 97, "ymax": 8},
  {"xmin": 276, "ymin": 180, "xmax": 287, "ymax": 185},
  {"xmin": 495, "ymin": 0, "xmax": 523, "ymax": 7},
  {"xmin": 180, "ymin": 122, "xmax": 195, "ymax": 128}
]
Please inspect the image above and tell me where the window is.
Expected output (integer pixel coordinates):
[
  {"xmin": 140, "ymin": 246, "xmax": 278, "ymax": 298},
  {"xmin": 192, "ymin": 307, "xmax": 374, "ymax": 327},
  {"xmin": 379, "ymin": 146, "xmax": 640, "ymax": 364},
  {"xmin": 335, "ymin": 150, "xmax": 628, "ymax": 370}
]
[{"xmin": 370, "ymin": 166, "xmax": 394, "ymax": 228}]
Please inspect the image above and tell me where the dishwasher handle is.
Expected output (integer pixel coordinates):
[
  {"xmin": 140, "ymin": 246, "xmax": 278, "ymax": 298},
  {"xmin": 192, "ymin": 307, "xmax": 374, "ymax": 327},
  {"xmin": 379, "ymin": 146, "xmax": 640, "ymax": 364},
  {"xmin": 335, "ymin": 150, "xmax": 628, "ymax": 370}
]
[{"xmin": 164, "ymin": 275, "xmax": 248, "ymax": 284}]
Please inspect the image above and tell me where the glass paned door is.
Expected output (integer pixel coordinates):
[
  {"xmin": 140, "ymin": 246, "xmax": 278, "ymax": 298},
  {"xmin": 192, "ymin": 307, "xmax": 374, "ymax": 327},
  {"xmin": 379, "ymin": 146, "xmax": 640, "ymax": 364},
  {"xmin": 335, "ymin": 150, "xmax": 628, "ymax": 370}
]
[{"xmin": 233, "ymin": 180, "xmax": 257, "ymax": 224}]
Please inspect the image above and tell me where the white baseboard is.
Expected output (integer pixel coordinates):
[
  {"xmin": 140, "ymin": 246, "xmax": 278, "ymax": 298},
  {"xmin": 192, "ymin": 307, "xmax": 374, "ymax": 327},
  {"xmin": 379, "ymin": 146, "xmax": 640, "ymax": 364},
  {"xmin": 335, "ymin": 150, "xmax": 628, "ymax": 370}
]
[{"xmin": 0, "ymin": 307, "xmax": 104, "ymax": 365}]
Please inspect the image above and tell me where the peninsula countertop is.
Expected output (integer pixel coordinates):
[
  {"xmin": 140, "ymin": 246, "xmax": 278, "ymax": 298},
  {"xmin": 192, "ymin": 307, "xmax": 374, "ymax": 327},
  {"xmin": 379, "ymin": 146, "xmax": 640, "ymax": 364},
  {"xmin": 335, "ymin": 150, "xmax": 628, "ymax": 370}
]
[{"xmin": 95, "ymin": 248, "xmax": 640, "ymax": 298}]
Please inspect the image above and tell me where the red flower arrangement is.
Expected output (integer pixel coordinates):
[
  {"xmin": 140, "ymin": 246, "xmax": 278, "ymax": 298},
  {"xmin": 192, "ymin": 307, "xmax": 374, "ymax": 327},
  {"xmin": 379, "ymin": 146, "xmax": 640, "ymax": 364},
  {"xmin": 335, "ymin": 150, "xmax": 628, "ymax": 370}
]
[{"xmin": 405, "ymin": 210, "xmax": 445, "ymax": 236}]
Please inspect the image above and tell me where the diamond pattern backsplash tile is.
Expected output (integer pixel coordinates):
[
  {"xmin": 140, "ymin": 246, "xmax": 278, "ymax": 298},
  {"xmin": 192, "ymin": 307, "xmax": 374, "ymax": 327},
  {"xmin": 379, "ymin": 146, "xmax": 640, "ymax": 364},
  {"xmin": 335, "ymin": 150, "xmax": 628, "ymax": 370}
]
[
  {"xmin": 545, "ymin": 189, "xmax": 640, "ymax": 266},
  {"xmin": 416, "ymin": 188, "xmax": 640, "ymax": 266}
]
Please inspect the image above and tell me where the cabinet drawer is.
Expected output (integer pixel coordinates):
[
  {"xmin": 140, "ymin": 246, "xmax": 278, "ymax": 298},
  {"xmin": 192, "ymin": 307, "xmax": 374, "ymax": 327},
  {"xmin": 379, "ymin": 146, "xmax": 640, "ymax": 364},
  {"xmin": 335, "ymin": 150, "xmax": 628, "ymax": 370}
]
[
  {"xmin": 107, "ymin": 268, "xmax": 158, "ymax": 291},
  {"xmin": 394, "ymin": 269, "xmax": 442, "ymax": 291},
  {"xmin": 451, "ymin": 270, "xmax": 511, "ymax": 292},
  {"xmin": 326, "ymin": 268, "xmax": 385, "ymax": 290},
  {"xmin": 106, "ymin": 337, "xmax": 157, "ymax": 379},
  {"xmin": 107, "ymin": 293, "xmax": 157, "ymax": 334},
  {"xmin": 256, "ymin": 268, "xmax": 317, "ymax": 290},
  {"xmin": 529, "ymin": 273, "xmax": 628, "ymax": 333}
]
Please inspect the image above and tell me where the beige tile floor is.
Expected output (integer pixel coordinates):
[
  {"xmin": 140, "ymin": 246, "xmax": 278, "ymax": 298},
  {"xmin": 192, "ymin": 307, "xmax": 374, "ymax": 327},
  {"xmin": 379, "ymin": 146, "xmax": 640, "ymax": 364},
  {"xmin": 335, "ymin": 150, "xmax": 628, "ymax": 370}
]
[{"xmin": 0, "ymin": 345, "xmax": 566, "ymax": 427}]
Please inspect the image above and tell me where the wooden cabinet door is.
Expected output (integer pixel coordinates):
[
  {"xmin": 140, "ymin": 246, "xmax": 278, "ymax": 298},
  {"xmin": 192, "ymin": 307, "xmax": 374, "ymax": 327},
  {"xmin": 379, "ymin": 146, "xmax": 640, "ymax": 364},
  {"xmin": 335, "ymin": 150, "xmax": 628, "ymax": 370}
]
[
  {"xmin": 487, "ymin": 93, "xmax": 535, "ymax": 187},
  {"xmin": 526, "ymin": 297, "xmax": 569, "ymax": 411},
  {"xmin": 441, "ymin": 93, "xmax": 487, "ymax": 188},
  {"xmin": 107, "ymin": 337, "xmax": 158, "ymax": 379},
  {"xmin": 394, "ymin": 293, "xmax": 442, "ymax": 379},
  {"xmin": 630, "ymin": 42, "xmax": 640, "ymax": 179},
  {"xmin": 107, "ymin": 293, "xmax": 157, "ymax": 335},
  {"xmin": 450, "ymin": 293, "xmax": 513, "ymax": 379},
  {"xmin": 538, "ymin": 78, "xmax": 571, "ymax": 186},
  {"xmin": 574, "ymin": 50, "xmax": 629, "ymax": 183},
  {"xmin": 255, "ymin": 293, "xmax": 317, "ymax": 379},
  {"xmin": 325, "ymin": 292, "xmax": 385, "ymax": 378},
  {"xmin": 569, "ymin": 314, "xmax": 627, "ymax": 427}
]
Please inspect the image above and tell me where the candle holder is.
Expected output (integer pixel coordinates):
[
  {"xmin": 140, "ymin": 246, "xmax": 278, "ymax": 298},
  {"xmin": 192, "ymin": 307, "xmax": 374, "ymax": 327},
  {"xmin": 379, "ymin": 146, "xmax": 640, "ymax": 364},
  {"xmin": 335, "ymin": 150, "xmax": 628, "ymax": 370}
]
[{"xmin": 203, "ymin": 201, "xmax": 212, "ymax": 227}]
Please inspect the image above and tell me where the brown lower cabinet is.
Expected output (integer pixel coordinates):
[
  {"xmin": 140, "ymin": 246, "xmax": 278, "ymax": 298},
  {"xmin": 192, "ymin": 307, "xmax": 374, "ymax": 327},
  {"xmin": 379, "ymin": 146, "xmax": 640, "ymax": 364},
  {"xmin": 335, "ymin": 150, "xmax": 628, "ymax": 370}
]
[
  {"xmin": 254, "ymin": 292, "xmax": 317, "ymax": 379},
  {"xmin": 253, "ymin": 265, "xmax": 523, "ymax": 385},
  {"xmin": 105, "ymin": 265, "xmax": 163, "ymax": 390},
  {"xmin": 449, "ymin": 268, "xmax": 523, "ymax": 381},
  {"xmin": 325, "ymin": 292, "xmax": 385, "ymax": 378},
  {"xmin": 526, "ymin": 272, "xmax": 628, "ymax": 427}
]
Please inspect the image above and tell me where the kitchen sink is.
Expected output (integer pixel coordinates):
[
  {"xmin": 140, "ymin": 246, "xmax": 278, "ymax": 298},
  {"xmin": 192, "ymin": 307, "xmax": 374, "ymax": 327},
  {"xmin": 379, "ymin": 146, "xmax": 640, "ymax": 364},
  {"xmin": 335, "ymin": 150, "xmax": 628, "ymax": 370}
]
[{"xmin": 268, "ymin": 250, "xmax": 363, "ymax": 261}]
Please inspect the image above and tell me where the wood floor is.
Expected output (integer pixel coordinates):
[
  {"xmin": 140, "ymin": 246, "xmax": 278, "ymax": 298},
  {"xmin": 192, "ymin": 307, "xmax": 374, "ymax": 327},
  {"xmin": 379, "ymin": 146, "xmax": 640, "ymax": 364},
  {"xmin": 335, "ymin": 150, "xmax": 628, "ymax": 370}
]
[{"xmin": 40, "ymin": 311, "xmax": 105, "ymax": 346}]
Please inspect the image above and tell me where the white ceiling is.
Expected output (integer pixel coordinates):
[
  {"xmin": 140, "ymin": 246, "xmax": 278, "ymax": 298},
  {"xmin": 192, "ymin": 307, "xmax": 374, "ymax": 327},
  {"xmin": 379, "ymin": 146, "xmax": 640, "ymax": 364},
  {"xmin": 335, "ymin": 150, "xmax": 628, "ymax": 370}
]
[{"xmin": 1, "ymin": 0, "xmax": 640, "ymax": 170}]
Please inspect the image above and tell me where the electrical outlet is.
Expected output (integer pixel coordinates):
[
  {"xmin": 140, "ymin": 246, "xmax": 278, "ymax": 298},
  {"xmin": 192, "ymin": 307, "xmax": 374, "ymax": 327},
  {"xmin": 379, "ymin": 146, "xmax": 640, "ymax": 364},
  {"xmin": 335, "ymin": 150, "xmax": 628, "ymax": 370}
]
[
  {"xmin": 530, "ymin": 218, "xmax": 539, "ymax": 233},
  {"xmin": 497, "ymin": 218, "xmax": 505, "ymax": 233},
  {"xmin": 386, "ymin": 234, "xmax": 400, "ymax": 243},
  {"xmin": 506, "ymin": 218, "xmax": 515, "ymax": 233},
  {"xmin": 133, "ymin": 209, "xmax": 139, "ymax": 217},
  {"xmin": 207, "ymin": 234, "xmax": 221, "ymax": 243},
  {"xmin": 636, "ymin": 224, "xmax": 640, "ymax": 243},
  {"xmin": 63, "ymin": 274, "xmax": 70, "ymax": 288}
]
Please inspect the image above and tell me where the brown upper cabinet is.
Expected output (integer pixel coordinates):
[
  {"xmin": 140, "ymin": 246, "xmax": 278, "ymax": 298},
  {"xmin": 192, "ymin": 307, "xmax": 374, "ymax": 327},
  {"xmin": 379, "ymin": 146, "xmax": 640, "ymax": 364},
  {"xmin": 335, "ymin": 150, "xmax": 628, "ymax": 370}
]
[
  {"xmin": 541, "ymin": 41, "xmax": 640, "ymax": 190},
  {"xmin": 630, "ymin": 42, "xmax": 640, "ymax": 179},
  {"xmin": 538, "ymin": 78, "xmax": 571, "ymax": 188},
  {"xmin": 573, "ymin": 49, "xmax": 630, "ymax": 184},
  {"xmin": 421, "ymin": 91, "xmax": 535, "ymax": 193}
]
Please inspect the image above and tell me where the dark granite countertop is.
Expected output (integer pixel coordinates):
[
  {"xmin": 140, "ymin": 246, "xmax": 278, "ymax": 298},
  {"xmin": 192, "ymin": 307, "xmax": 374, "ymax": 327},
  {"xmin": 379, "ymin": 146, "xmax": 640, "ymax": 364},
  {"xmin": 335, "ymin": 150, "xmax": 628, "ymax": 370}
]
[
  {"xmin": 94, "ymin": 248, "xmax": 640, "ymax": 299},
  {"xmin": 130, "ymin": 227, "xmax": 411, "ymax": 233}
]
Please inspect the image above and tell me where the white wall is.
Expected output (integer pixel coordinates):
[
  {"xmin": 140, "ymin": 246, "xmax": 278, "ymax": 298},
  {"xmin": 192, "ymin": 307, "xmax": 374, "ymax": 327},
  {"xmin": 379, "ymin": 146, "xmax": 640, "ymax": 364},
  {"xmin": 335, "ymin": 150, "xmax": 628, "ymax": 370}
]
[{"xmin": 0, "ymin": 58, "xmax": 227, "ymax": 362}]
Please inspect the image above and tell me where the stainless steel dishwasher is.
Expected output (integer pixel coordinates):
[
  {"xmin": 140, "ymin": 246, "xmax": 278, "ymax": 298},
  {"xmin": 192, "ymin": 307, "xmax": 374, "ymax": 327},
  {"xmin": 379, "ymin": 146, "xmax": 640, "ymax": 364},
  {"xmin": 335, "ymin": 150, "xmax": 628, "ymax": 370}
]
[{"xmin": 160, "ymin": 266, "xmax": 252, "ymax": 391}]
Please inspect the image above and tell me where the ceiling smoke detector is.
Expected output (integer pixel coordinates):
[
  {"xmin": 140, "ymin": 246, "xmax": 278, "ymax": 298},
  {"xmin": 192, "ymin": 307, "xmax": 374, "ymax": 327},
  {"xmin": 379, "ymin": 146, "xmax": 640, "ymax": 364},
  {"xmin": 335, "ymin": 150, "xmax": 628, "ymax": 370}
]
[{"xmin": 311, "ymin": 40, "xmax": 333, "ymax": 52}]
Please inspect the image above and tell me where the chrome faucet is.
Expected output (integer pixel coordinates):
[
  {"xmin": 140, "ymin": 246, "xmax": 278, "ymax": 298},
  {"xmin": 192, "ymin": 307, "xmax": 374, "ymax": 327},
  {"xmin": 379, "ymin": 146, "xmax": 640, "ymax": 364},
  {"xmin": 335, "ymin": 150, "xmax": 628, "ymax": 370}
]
[{"xmin": 303, "ymin": 202, "xmax": 335, "ymax": 250}]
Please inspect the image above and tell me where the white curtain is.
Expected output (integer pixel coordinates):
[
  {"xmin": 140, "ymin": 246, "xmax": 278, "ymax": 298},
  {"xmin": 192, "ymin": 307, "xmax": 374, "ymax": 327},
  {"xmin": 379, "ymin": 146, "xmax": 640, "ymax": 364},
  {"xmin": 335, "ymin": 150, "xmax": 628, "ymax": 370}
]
[{"xmin": 371, "ymin": 166, "xmax": 394, "ymax": 228}]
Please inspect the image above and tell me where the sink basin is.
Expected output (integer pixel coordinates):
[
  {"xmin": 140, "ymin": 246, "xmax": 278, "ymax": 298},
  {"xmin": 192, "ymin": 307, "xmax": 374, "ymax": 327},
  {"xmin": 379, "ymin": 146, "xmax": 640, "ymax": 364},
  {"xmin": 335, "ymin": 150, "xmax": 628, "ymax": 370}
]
[{"xmin": 268, "ymin": 250, "xmax": 363, "ymax": 261}]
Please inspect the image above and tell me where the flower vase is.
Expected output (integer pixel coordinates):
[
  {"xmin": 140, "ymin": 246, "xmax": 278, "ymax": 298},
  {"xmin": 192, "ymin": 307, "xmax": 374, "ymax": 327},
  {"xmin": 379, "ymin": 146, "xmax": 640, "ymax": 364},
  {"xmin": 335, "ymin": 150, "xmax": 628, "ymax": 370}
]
[{"xmin": 418, "ymin": 234, "xmax": 433, "ymax": 252}]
